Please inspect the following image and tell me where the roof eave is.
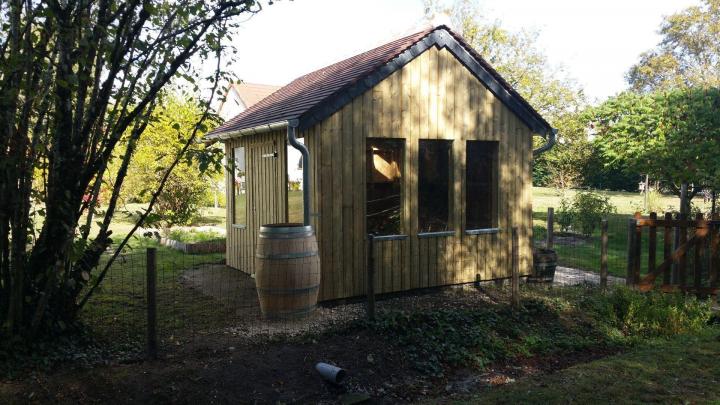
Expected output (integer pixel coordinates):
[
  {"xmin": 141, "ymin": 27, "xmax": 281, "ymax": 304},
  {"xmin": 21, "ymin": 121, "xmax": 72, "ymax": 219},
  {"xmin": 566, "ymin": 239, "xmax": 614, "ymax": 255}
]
[{"xmin": 203, "ymin": 120, "xmax": 289, "ymax": 142}]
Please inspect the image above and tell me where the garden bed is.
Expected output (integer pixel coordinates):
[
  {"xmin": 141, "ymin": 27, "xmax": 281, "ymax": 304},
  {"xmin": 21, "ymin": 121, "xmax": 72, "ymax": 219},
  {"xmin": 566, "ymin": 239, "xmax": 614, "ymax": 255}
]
[{"xmin": 161, "ymin": 228, "xmax": 225, "ymax": 254}]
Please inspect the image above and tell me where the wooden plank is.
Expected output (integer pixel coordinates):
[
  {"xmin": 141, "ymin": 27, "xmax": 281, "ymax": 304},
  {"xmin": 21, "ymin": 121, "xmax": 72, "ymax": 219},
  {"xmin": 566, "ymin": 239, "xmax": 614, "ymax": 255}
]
[
  {"xmin": 679, "ymin": 213, "xmax": 688, "ymax": 287},
  {"xmin": 711, "ymin": 213, "xmax": 720, "ymax": 288},
  {"xmin": 626, "ymin": 218, "xmax": 636, "ymax": 286},
  {"xmin": 695, "ymin": 213, "xmax": 704, "ymax": 292},
  {"xmin": 600, "ymin": 219, "xmax": 608, "ymax": 288},
  {"xmin": 341, "ymin": 104, "xmax": 355, "ymax": 298},
  {"xmin": 633, "ymin": 212, "xmax": 642, "ymax": 283},
  {"xmin": 352, "ymin": 98, "xmax": 365, "ymax": 297},
  {"xmin": 663, "ymin": 212, "xmax": 672, "ymax": 285},
  {"xmin": 648, "ymin": 212, "xmax": 657, "ymax": 279}
]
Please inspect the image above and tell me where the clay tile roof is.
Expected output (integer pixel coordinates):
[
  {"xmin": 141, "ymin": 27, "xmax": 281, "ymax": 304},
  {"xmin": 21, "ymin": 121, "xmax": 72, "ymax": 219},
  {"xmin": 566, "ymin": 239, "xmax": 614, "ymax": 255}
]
[{"xmin": 207, "ymin": 25, "xmax": 552, "ymax": 139}]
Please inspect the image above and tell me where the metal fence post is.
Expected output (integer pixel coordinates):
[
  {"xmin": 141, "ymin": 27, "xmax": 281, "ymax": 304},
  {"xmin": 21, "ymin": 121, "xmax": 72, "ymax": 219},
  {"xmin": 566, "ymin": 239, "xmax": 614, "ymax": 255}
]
[
  {"xmin": 600, "ymin": 219, "xmax": 608, "ymax": 289},
  {"xmin": 546, "ymin": 207, "xmax": 554, "ymax": 249},
  {"xmin": 146, "ymin": 247, "xmax": 158, "ymax": 359},
  {"xmin": 511, "ymin": 227, "xmax": 520, "ymax": 310},
  {"xmin": 366, "ymin": 234, "xmax": 375, "ymax": 322}
]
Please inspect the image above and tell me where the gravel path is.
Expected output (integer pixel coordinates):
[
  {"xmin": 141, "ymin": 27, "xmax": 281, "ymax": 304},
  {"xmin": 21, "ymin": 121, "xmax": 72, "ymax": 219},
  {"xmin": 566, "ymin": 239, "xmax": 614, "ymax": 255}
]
[{"xmin": 554, "ymin": 266, "xmax": 624, "ymax": 286}]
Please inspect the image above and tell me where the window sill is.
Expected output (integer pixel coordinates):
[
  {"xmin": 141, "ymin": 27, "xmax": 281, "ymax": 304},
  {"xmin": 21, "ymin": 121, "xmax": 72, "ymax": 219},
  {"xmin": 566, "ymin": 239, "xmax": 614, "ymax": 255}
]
[
  {"xmin": 370, "ymin": 234, "xmax": 408, "ymax": 241},
  {"xmin": 418, "ymin": 230, "xmax": 455, "ymax": 239},
  {"xmin": 232, "ymin": 224, "xmax": 247, "ymax": 230},
  {"xmin": 465, "ymin": 228, "xmax": 500, "ymax": 235}
]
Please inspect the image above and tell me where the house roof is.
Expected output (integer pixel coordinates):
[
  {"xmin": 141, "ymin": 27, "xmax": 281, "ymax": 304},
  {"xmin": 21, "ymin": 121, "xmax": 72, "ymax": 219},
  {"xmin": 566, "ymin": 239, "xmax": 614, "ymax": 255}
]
[
  {"xmin": 207, "ymin": 25, "xmax": 554, "ymax": 140},
  {"xmin": 232, "ymin": 82, "xmax": 282, "ymax": 108}
]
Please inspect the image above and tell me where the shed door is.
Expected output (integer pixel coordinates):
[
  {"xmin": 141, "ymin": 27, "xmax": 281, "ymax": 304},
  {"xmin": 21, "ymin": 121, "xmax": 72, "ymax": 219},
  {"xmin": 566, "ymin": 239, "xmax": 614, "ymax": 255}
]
[{"xmin": 247, "ymin": 138, "xmax": 285, "ymax": 268}]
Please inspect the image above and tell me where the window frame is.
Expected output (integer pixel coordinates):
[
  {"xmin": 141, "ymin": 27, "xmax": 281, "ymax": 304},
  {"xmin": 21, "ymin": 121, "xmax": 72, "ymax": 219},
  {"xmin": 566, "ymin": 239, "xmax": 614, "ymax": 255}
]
[
  {"xmin": 417, "ymin": 139, "xmax": 454, "ymax": 234},
  {"xmin": 365, "ymin": 137, "xmax": 406, "ymax": 237},
  {"xmin": 232, "ymin": 145, "xmax": 247, "ymax": 229},
  {"xmin": 464, "ymin": 140, "xmax": 499, "ymax": 233}
]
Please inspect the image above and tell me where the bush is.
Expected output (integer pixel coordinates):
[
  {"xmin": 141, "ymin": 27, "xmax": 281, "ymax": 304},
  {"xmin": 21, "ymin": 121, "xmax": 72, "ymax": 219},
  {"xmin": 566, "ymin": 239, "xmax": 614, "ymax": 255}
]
[
  {"xmin": 167, "ymin": 229, "xmax": 224, "ymax": 243},
  {"xmin": 153, "ymin": 171, "xmax": 207, "ymax": 229},
  {"xmin": 581, "ymin": 287, "xmax": 713, "ymax": 338},
  {"xmin": 557, "ymin": 190, "xmax": 616, "ymax": 236}
]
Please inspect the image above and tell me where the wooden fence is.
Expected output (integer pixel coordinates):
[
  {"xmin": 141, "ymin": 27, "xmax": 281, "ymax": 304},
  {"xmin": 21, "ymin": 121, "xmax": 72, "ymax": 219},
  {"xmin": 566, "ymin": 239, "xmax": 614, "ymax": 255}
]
[{"xmin": 628, "ymin": 212, "xmax": 719, "ymax": 297}]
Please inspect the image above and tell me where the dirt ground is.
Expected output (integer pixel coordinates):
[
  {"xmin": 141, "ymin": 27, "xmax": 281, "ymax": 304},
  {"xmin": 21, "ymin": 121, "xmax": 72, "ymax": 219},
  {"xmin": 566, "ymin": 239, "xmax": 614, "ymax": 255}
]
[
  {"xmin": 1, "ymin": 327, "xmax": 618, "ymax": 405},
  {"xmin": 0, "ymin": 284, "xmax": 622, "ymax": 405}
]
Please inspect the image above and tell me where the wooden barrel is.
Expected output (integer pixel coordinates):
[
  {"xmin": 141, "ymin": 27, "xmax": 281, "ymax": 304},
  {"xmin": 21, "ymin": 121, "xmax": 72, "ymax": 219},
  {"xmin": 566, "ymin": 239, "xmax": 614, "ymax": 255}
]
[
  {"xmin": 529, "ymin": 248, "xmax": 558, "ymax": 283},
  {"xmin": 255, "ymin": 223, "xmax": 320, "ymax": 320}
]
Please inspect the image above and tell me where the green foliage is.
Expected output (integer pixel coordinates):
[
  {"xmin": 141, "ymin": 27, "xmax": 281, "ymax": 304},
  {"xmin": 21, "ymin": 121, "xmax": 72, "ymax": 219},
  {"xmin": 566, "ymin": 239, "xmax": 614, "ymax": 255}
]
[
  {"xmin": 367, "ymin": 286, "xmax": 714, "ymax": 377},
  {"xmin": 167, "ymin": 229, "xmax": 224, "ymax": 243},
  {"xmin": 557, "ymin": 190, "xmax": 616, "ymax": 236},
  {"xmin": 366, "ymin": 300, "xmax": 592, "ymax": 377},
  {"xmin": 589, "ymin": 88, "xmax": 720, "ymax": 197},
  {"xmin": 117, "ymin": 95, "xmax": 223, "ymax": 229},
  {"xmin": 580, "ymin": 288, "xmax": 713, "ymax": 339},
  {"xmin": 627, "ymin": 0, "xmax": 720, "ymax": 92}
]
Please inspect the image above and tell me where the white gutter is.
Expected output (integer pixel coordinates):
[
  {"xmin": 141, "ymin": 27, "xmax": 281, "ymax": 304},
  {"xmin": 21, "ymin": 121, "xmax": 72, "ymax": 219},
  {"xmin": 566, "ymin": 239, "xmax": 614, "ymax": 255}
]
[{"xmin": 203, "ymin": 120, "xmax": 289, "ymax": 142}]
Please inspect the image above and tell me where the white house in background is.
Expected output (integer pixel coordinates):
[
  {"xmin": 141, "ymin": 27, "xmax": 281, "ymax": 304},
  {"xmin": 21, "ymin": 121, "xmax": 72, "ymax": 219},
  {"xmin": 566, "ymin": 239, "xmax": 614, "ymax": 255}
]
[
  {"xmin": 217, "ymin": 82, "xmax": 282, "ymax": 120},
  {"xmin": 217, "ymin": 82, "xmax": 303, "ymax": 189}
]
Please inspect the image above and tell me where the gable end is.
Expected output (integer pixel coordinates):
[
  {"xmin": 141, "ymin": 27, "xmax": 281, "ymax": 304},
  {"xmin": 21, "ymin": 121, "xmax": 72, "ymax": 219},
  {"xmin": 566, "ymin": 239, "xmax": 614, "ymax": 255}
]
[{"xmin": 298, "ymin": 28, "xmax": 552, "ymax": 136}]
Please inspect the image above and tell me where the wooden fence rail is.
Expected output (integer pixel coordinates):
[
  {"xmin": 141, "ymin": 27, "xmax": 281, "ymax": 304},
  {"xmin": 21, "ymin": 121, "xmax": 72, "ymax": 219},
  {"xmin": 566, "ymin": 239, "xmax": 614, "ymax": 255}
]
[{"xmin": 628, "ymin": 212, "xmax": 719, "ymax": 297}]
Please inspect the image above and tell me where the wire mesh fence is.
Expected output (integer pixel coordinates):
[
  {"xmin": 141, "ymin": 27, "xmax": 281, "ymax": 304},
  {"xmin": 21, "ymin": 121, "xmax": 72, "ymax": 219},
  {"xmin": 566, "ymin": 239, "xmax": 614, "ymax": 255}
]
[
  {"xmin": 80, "ymin": 239, "xmax": 369, "ymax": 357},
  {"xmin": 80, "ymin": 210, "xmax": 717, "ymax": 360},
  {"xmin": 532, "ymin": 209, "xmax": 631, "ymax": 284}
]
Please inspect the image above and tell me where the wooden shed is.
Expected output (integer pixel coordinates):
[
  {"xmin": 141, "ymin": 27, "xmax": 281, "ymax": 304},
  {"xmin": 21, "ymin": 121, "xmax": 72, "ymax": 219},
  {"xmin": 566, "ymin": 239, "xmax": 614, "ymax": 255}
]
[{"xmin": 205, "ymin": 25, "xmax": 556, "ymax": 302}]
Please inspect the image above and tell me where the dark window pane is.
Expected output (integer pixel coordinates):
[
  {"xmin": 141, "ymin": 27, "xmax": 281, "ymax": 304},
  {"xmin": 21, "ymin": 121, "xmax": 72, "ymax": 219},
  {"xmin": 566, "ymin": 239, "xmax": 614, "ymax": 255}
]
[
  {"xmin": 233, "ymin": 146, "xmax": 246, "ymax": 225},
  {"xmin": 418, "ymin": 140, "xmax": 452, "ymax": 232},
  {"xmin": 367, "ymin": 139, "xmax": 404, "ymax": 235},
  {"xmin": 466, "ymin": 141, "xmax": 498, "ymax": 229}
]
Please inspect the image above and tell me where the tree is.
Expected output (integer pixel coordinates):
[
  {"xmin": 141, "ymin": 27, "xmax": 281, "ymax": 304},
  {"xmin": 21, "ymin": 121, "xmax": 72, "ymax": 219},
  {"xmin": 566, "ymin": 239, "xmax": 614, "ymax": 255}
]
[
  {"xmin": 0, "ymin": 0, "xmax": 263, "ymax": 339},
  {"xmin": 589, "ymin": 88, "xmax": 720, "ymax": 214},
  {"xmin": 114, "ymin": 95, "xmax": 222, "ymax": 230},
  {"xmin": 627, "ymin": 0, "xmax": 720, "ymax": 92},
  {"xmin": 423, "ymin": 0, "xmax": 591, "ymax": 188}
]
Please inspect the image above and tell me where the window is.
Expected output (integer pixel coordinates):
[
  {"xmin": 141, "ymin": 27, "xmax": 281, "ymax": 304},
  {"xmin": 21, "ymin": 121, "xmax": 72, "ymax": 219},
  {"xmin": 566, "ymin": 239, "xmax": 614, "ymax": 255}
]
[
  {"xmin": 418, "ymin": 140, "xmax": 452, "ymax": 232},
  {"xmin": 466, "ymin": 141, "xmax": 498, "ymax": 229},
  {"xmin": 366, "ymin": 138, "xmax": 404, "ymax": 235},
  {"xmin": 287, "ymin": 140, "xmax": 304, "ymax": 224},
  {"xmin": 233, "ymin": 146, "xmax": 246, "ymax": 226}
]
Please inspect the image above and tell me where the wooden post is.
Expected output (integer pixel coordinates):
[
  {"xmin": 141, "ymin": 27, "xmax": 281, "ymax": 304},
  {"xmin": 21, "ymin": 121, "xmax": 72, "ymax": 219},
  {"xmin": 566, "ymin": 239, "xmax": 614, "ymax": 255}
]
[
  {"xmin": 679, "ymin": 213, "xmax": 688, "ymax": 288},
  {"xmin": 648, "ymin": 212, "xmax": 657, "ymax": 281},
  {"xmin": 626, "ymin": 218, "xmax": 636, "ymax": 286},
  {"xmin": 511, "ymin": 227, "xmax": 520, "ymax": 310},
  {"xmin": 600, "ymin": 219, "xmax": 608, "ymax": 289},
  {"xmin": 546, "ymin": 207, "xmax": 554, "ymax": 249},
  {"xmin": 633, "ymin": 212, "xmax": 642, "ymax": 284},
  {"xmin": 146, "ymin": 247, "xmax": 158, "ymax": 360},
  {"xmin": 663, "ymin": 212, "xmax": 672, "ymax": 285},
  {"xmin": 711, "ymin": 213, "xmax": 719, "ymax": 288},
  {"xmin": 366, "ymin": 234, "xmax": 375, "ymax": 322},
  {"xmin": 694, "ymin": 213, "xmax": 704, "ymax": 294}
]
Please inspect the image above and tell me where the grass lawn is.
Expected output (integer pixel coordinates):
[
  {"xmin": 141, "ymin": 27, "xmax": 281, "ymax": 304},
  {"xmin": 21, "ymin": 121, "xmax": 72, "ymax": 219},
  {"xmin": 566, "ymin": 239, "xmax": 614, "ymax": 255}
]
[
  {"xmin": 81, "ymin": 237, "xmax": 227, "ymax": 348},
  {"xmin": 463, "ymin": 326, "xmax": 720, "ymax": 404}
]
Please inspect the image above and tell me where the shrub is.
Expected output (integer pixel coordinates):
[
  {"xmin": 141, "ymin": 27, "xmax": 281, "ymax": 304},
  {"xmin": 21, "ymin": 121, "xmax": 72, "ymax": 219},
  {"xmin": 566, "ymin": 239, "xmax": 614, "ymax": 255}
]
[
  {"xmin": 153, "ymin": 171, "xmax": 207, "ymax": 229},
  {"xmin": 167, "ymin": 229, "xmax": 224, "ymax": 243},
  {"xmin": 581, "ymin": 287, "xmax": 713, "ymax": 338},
  {"xmin": 557, "ymin": 190, "xmax": 616, "ymax": 236}
]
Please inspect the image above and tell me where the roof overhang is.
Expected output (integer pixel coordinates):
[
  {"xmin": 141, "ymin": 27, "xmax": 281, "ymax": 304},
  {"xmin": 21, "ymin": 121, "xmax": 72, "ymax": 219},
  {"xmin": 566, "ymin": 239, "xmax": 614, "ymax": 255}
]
[{"xmin": 204, "ymin": 120, "xmax": 288, "ymax": 142}]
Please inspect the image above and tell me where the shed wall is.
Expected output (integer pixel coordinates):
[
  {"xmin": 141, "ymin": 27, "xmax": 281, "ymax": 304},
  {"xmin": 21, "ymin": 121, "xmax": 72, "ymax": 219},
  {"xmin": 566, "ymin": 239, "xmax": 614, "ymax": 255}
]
[{"xmin": 303, "ymin": 45, "xmax": 534, "ymax": 301}]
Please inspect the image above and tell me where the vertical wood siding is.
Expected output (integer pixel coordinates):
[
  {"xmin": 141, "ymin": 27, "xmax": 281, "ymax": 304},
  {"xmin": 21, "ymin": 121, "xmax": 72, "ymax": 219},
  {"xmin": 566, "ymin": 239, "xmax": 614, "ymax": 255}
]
[
  {"xmin": 224, "ymin": 130, "xmax": 287, "ymax": 274},
  {"xmin": 302, "ymin": 45, "xmax": 534, "ymax": 301}
]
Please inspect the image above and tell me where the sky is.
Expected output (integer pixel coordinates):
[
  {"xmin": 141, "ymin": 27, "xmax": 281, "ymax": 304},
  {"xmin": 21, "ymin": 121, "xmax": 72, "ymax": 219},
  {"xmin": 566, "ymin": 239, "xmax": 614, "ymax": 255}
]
[{"xmin": 226, "ymin": 0, "xmax": 700, "ymax": 104}]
